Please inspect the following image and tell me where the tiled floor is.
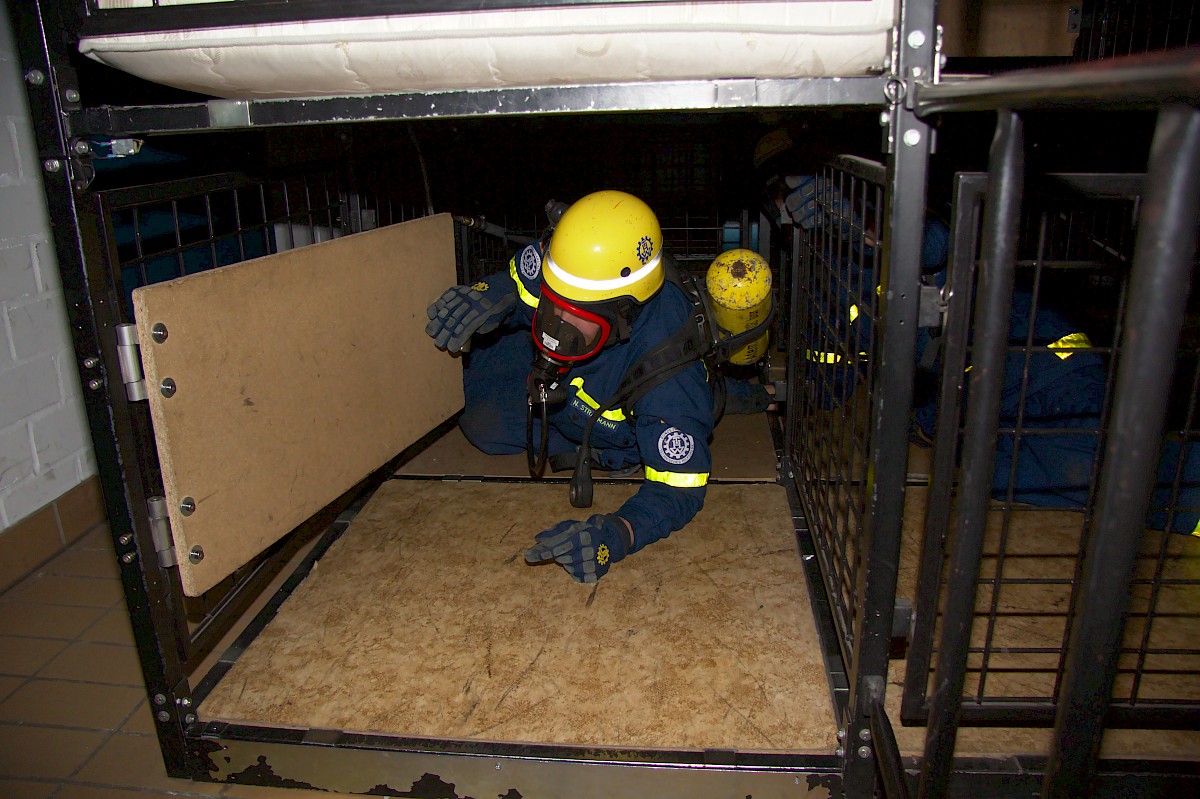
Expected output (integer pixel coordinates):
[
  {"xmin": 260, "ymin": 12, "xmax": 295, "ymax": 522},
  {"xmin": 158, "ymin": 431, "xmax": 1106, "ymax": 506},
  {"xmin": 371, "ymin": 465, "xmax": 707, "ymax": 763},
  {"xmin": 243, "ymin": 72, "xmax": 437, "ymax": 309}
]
[{"xmin": 0, "ymin": 525, "xmax": 354, "ymax": 799}]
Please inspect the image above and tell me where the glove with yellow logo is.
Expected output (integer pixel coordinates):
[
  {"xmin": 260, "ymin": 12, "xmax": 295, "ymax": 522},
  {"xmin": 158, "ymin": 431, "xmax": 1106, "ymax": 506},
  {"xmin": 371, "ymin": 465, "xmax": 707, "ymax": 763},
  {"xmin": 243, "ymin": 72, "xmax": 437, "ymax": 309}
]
[
  {"xmin": 425, "ymin": 277, "xmax": 516, "ymax": 354},
  {"xmin": 525, "ymin": 514, "xmax": 631, "ymax": 583}
]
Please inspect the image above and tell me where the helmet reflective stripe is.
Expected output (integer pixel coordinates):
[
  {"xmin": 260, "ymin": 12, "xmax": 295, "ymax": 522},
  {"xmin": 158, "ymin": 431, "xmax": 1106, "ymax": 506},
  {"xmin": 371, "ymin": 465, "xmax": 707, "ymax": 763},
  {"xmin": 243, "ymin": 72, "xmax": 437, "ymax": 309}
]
[
  {"xmin": 645, "ymin": 466, "xmax": 709, "ymax": 488},
  {"xmin": 545, "ymin": 250, "xmax": 661, "ymax": 294}
]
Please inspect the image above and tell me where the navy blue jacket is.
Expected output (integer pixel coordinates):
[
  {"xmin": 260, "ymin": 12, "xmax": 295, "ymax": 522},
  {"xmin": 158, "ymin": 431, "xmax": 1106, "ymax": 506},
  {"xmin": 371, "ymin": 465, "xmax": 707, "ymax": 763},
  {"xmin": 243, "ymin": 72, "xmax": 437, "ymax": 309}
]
[{"xmin": 503, "ymin": 240, "xmax": 713, "ymax": 551}]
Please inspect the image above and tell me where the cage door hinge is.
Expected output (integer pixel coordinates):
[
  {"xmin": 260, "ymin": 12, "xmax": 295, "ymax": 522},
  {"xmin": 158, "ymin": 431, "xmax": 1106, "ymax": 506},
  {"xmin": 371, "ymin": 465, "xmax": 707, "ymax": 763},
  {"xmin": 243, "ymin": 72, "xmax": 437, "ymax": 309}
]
[
  {"xmin": 115, "ymin": 323, "xmax": 148, "ymax": 401},
  {"xmin": 146, "ymin": 497, "xmax": 178, "ymax": 568}
]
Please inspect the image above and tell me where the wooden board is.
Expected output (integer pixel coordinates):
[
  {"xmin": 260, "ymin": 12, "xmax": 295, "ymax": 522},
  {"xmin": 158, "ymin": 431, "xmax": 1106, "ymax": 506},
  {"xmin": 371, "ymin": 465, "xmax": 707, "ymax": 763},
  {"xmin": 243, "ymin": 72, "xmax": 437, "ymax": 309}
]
[
  {"xmin": 133, "ymin": 214, "xmax": 463, "ymax": 596},
  {"xmin": 199, "ymin": 481, "xmax": 836, "ymax": 752}
]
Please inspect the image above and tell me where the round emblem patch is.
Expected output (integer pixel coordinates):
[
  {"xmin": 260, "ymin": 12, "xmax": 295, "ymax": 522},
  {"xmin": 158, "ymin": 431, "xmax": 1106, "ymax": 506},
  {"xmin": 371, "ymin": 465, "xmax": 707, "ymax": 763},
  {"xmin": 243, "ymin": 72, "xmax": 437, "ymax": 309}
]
[
  {"xmin": 657, "ymin": 427, "xmax": 695, "ymax": 465},
  {"xmin": 519, "ymin": 245, "xmax": 542, "ymax": 281},
  {"xmin": 636, "ymin": 235, "xmax": 653, "ymax": 265}
]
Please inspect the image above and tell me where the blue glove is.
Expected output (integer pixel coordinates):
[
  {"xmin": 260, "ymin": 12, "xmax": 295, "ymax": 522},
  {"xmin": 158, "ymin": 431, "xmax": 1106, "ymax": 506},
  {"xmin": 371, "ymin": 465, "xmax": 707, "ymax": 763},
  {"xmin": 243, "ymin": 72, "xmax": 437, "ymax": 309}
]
[
  {"xmin": 783, "ymin": 175, "xmax": 857, "ymax": 235},
  {"xmin": 524, "ymin": 513, "xmax": 631, "ymax": 583},
  {"xmin": 425, "ymin": 278, "xmax": 516, "ymax": 353}
]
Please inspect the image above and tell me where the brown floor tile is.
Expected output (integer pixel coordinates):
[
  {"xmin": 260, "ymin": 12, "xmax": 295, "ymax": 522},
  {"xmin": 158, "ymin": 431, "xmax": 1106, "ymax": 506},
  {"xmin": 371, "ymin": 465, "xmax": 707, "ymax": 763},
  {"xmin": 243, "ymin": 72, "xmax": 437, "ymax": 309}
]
[
  {"xmin": 45, "ymin": 549, "xmax": 121, "ymax": 580},
  {"xmin": 221, "ymin": 785, "xmax": 361, "ymax": 798},
  {"xmin": 0, "ymin": 603, "xmax": 105, "ymax": 639},
  {"xmin": 56, "ymin": 478, "xmax": 107, "ymax": 545},
  {"xmin": 0, "ymin": 724, "xmax": 107, "ymax": 779},
  {"xmin": 0, "ymin": 636, "xmax": 69, "ymax": 676},
  {"xmin": 70, "ymin": 526, "xmax": 116, "ymax": 552},
  {"xmin": 73, "ymin": 732, "xmax": 223, "ymax": 795},
  {"xmin": 0, "ymin": 679, "xmax": 143, "ymax": 730},
  {"xmin": 57, "ymin": 787, "xmax": 216, "ymax": 799},
  {"xmin": 39, "ymin": 642, "xmax": 144, "ymax": 687},
  {"xmin": 0, "ymin": 677, "xmax": 23, "ymax": 704},
  {"xmin": 6, "ymin": 574, "xmax": 124, "ymax": 609},
  {"xmin": 120, "ymin": 700, "xmax": 157, "ymax": 734},
  {"xmin": 0, "ymin": 507, "xmax": 62, "ymax": 595},
  {"xmin": 0, "ymin": 778, "xmax": 58, "ymax": 799},
  {"xmin": 80, "ymin": 608, "xmax": 135, "ymax": 646}
]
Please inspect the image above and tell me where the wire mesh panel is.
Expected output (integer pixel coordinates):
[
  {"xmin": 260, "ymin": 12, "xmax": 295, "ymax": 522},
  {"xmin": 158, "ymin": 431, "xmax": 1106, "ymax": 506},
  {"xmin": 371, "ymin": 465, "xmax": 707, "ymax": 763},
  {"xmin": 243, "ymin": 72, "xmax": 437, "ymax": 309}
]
[
  {"xmin": 787, "ymin": 156, "xmax": 887, "ymax": 659},
  {"xmin": 903, "ymin": 172, "xmax": 1200, "ymax": 728},
  {"xmin": 1075, "ymin": 0, "xmax": 1200, "ymax": 61}
]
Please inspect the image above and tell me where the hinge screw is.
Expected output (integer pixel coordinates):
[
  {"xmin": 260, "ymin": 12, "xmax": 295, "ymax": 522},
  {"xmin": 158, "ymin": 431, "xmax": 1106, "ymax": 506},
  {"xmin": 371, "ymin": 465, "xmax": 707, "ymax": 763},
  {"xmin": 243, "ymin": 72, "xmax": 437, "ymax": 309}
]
[
  {"xmin": 857, "ymin": 745, "xmax": 873, "ymax": 759},
  {"xmin": 73, "ymin": 140, "xmax": 90, "ymax": 156},
  {"xmin": 178, "ymin": 697, "xmax": 192, "ymax": 708},
  {"xmin": 153, "ymin": 693, "xmax": 167, "ymax": 705},
  {"xmin": 181, "ymin": 497, "xmax": 196, "ymax": 516},
  {"xmin": 835, "ymin": 747, "xmax": 845, "ymax": 758},
  {"xmin": 43, "ymin": 159, "xmax": 62, "ymax": 173},
  {"xmin": 25, "ymin": 68, "xmax": 46, "ymax": 86},
  {"xmin": 160, "ymin": 378, "xmax": 177, "ymax": 398},
  {"xmin": 189, "ymin": 545, "xmax": 204, "ymax": 563},
  {"xmin": 184, "ymin": 713, "xmax": 197, "ymax": 725},
  {"xmin": 836, "ymin": 728, "xmax": 846, "ymax": 740},
  {"xmin": 118, "ymin": 533, "xmax": 133, "ymax": 546},
  {"xmin": 121, "ymin": 551, "xmax": 137, "ymax": 564},
  {"xmin": 88, "ymin": 378, "xmax": 103, "ymax": 390},
  {"xmin": 156, "ymin": 711, "xmax": 171, "ymax": 723},
  {"xmin": 83, "ymin": 356, "xmax": 100, "ymax": 369},
  {"xmin": 151, "ymin": 323, "xmax": 169, "ymax": 343},
  {"xmin": 63, "ymin": 88, "xmax": 80, "ymax": 103},
  {"xmin": 859, "ymin": 728, "xmax": 873, "ymax": 742}
]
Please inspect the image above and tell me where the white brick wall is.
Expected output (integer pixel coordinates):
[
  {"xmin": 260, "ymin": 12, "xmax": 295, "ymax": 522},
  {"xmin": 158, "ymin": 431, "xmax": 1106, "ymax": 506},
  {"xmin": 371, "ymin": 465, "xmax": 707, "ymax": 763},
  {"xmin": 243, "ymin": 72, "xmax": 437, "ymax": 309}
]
[{"xmin": 0, "ymin": 12, "xmax": 95, "ymax": 530}]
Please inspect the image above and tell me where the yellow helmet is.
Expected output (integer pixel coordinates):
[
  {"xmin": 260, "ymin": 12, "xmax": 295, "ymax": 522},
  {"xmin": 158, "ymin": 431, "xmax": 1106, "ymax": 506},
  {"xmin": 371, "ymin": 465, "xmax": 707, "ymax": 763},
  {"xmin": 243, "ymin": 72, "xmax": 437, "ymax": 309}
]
[{"xmin": 544, "ymin": 190, "xmax": 664, "ymax": 305}]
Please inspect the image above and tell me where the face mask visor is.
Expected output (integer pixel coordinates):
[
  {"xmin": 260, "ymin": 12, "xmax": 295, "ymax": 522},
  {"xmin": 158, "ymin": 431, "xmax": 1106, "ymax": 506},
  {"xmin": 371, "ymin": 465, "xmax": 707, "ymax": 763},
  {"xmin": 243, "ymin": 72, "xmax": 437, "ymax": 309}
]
[{"xmin": 532, "ymin": 287, "xmax": 613, "ymax": 364}]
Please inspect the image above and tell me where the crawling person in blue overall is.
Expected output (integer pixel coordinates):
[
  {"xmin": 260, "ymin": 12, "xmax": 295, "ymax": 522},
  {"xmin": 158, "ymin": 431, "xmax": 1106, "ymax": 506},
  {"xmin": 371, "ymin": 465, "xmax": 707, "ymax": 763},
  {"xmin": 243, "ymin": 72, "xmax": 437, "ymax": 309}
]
[{"xmin": 425, "ymin": 190, "xmax": 717, "ymax": 583}]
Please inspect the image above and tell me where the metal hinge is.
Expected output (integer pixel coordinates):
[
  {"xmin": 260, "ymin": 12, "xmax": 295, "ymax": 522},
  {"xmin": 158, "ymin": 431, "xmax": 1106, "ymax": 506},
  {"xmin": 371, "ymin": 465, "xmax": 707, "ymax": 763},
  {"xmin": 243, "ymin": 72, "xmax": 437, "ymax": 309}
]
[
  {"xmin": 115, "ymin": 323, "xmax": 148, "ymax": 401},
  {"xmin": 918, "ymin": 283, "xmax": 947, "ymax": 328},
  {"xmin": 146, "ymin": 497, "xmax": 178, "ymax": 568}
]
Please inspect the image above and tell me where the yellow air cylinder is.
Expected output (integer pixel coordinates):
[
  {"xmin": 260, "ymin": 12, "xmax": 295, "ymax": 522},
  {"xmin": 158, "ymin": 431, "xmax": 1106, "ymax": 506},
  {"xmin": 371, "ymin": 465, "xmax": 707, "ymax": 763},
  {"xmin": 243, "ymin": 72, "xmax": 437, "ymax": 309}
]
[{"xmin": 705, "ymin": 248, "xmax": 773, "ymax": 365}]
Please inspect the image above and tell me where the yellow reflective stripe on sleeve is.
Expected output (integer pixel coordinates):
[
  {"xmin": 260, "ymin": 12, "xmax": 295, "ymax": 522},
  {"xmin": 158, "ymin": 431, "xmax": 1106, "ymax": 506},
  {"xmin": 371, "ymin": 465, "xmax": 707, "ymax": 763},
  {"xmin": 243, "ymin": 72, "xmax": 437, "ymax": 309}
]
[
  {"xmin": 569, "ymin": 377, "xmax": 626, "ymax": 421},
  {"xmin": 1047, "ymin": 331, "xmax": 1092, "ymax": 360},
  {"xmin": 645, "ymin": 466, "xmax": 709, "ymax": 488},
  {"xmin": 509, "ymin": 257, "xmax": 540, "ymax": 310},
  {"xmin": 849, "ymin": 303, "xmax": 860, "ymax": 324},
  {"xmin": 807, "ymin": 350, "xmax": 842, "ymax": 364},
  {"xmin": 1191, "ymin": 518, "xmax": 1200, "ymax": 537}
]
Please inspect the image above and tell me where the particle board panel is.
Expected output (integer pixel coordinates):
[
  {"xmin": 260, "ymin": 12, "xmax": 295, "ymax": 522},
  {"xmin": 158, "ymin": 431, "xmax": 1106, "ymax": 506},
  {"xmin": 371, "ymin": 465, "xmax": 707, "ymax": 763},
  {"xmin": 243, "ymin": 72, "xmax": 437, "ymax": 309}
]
[
  {"xmin": 396, "ymin": 411, "xmax": 780, "ymax": 481},
  {"xmin": 133, "ymin": 214, "xmax": 464, "ymax": 596},
  {"xmin": 199, "ymin": 480, "xmax": 836, "ymax": 752}
]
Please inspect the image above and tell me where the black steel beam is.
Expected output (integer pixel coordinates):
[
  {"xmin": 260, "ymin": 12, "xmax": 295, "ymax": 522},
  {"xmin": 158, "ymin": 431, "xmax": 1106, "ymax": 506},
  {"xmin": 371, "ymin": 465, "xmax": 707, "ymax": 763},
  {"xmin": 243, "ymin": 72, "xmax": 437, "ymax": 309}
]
[
  {"xmin": 1041, "ymin": 102, "xmax": 1200, "ymax": 799},
  {"xmin": 913, "ymin": 48, "xmax": 1200, "ymax": 115},
  {"xmin": 80, "ymin": 77, "xmax": 889, "ymax": 137},
  {"xmin": 917, "ymin": 109, "xmax": 1025, "ymax": 799}
]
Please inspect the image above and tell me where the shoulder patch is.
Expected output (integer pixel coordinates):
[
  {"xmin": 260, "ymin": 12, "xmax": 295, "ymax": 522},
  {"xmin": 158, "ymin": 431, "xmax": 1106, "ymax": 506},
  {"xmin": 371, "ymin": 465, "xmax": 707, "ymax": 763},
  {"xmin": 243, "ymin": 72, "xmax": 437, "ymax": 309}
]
[
  {"xmin": 519, "ymin": 245, "xmax": 542, "ymax": 282},
  {"xmin": 657, "ymin": 427, "xmax": 695, "ymax": 465}
]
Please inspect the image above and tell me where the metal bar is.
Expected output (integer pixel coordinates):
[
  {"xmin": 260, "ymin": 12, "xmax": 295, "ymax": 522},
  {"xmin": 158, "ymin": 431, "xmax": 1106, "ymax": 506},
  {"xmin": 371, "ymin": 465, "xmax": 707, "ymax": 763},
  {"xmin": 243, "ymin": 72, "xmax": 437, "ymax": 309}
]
[
  {"xmin": 82, "ymin": 77, "xmax": 888, "ymax": 136},
  {"xmin": 869, "ymin": 696, "xmax": 913, "ymax": 799},
  {"xmin": 914, "ymin": 48, "xmax": 1200, "ymax": 115},
  {"xmin": 918, "ymin": 109, "xmax": 1025, "ymax": 799},
  {"xmin": 842, "ymin": 0, "xmax": 935, "ymax": 790},
  {"xmin": 901, "ymin": 172, "xmax": 986, "ymax": 723},
  {"xmin": 1041, "ymin": 102, "xmax": 1200, "ymax": 799}
]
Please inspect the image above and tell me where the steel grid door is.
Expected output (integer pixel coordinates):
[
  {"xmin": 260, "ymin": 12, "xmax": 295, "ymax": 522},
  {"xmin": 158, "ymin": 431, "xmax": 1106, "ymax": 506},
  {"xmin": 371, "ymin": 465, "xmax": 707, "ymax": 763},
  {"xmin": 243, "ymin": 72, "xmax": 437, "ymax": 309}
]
[
  {"xmin": 788, "ymin": 157, "xmax": 888, "ymax": 661},
  {"xmin": 902, "ymin": 173, "xmax": 1200, "ymax": 730}
]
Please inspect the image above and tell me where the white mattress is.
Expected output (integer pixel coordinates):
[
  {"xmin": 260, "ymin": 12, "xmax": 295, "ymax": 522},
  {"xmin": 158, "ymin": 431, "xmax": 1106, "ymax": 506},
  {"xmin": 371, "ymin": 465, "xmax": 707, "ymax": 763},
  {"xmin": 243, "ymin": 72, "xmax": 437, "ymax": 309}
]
[{"xmin": 81, "ymin": 1, "xmax": 896, "ymax": 99}]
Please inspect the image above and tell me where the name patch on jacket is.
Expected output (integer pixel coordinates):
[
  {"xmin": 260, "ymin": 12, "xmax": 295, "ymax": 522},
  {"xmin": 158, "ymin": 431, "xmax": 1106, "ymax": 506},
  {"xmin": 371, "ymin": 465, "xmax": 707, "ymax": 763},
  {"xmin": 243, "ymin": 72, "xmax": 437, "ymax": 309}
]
[{"xmin": 658, "ymin": 427, "xmax": 695, "ymax": 465}]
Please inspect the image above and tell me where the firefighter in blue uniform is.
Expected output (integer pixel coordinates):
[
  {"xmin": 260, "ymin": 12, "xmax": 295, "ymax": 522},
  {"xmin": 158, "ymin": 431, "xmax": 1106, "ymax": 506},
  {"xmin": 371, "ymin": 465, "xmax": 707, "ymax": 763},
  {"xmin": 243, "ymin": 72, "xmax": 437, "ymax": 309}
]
[{"xmin": 425, "ymin": 190, "xmax": 713, "ymax": 582}]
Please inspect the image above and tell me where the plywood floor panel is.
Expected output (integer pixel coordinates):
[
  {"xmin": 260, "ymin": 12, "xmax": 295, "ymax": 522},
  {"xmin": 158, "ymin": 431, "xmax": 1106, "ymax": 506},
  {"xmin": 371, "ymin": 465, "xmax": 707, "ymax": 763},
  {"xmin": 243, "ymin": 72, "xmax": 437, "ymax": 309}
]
[{"xmin": 199, "ymin": 480, "xmax": 835, "ymax": 752}]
